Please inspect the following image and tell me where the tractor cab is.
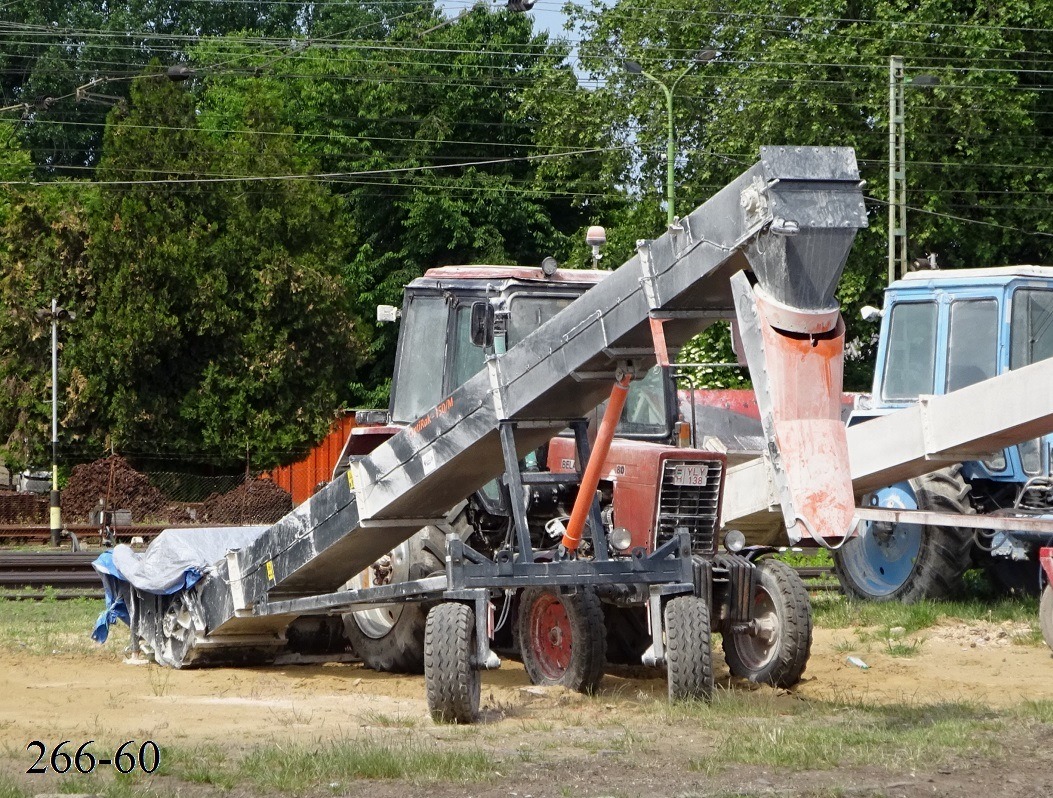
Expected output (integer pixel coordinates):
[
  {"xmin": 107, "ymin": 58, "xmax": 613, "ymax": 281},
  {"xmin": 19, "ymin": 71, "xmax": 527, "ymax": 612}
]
[
  {"xmin": 864, "ymin": 266, "xmax": 1053, "ymax": 484},
  {"xmin": 366, "ymin": 266, "xmax": 677, "ymax": 443},
  {"xmin": 837, "ymin": 266, "xmax": 1053, "ymax": 602}
]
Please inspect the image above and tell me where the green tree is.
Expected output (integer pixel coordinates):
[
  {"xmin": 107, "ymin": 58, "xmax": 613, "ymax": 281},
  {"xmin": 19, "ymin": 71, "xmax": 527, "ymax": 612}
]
[
  {"xmin": 0, "ymin": 125, "xmax": 88, "ymax": 466},
  {"xmin": 0, "ymin": 0, "xmax": 306, "ymax": 174},
  {"xmin": 67, "ymin": 68, "xmax": 358, "ymax": 467},
  {"xmin": 571, "ymin": 0, "xmax": 1053, "ymax": 387},
  {"xmin": 190, "ymin": 5, "xmax": 603, "ymax": 404}
]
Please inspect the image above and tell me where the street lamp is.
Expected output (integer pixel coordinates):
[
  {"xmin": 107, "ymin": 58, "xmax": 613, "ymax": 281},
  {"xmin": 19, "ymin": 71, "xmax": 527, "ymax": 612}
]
[
  {"xmin": 625, "ymin": 49, "xmax": 717, "ymax": 227},
  {"xmin": 35, "ymin": 300, "xmax": 74, "ymax": 547}
]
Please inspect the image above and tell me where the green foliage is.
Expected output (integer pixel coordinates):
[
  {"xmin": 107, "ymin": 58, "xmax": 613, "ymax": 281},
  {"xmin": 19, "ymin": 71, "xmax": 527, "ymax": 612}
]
[
  {"xmin": 61, "ymin": 69, "xmax": 360, "ymax": 466},
  {"xmin": 189, "ymin": 7, "xmax": 597, "ymax": 401},
  {"xmin": 5, "ymin": 2, "xmax": 1052, "ymax": 459},
  {"xmin": 0, "ymin": 0, "xmax": 304, "ymax": 174},
  {"xmin": 0, "ymin": 160, "xmax": 89, "ymax": 466},
  {"xmin": 677, "ymin": 324, "xmax": 751, "ymax": 389},
  {"xmin": 571, "ymin": 0, "xmax": 1053, "ymax": 388}
]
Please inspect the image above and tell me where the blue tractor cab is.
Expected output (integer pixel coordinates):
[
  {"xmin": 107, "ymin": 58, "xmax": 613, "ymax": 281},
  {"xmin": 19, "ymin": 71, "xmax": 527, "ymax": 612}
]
[{"xmin": 835, "ymin": 266, "xmax": 1053, "ymax": 600}]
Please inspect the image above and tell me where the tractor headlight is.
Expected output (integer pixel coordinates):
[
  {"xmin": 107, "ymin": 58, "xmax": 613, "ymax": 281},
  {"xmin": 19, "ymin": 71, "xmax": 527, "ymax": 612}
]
[
  {"xmin": 610, "ymin": 527, "xmax": 633, "ymax": 552},
  {"xmin": 723, "ymin": 529, "xmax": 746, "ymax": 553}
]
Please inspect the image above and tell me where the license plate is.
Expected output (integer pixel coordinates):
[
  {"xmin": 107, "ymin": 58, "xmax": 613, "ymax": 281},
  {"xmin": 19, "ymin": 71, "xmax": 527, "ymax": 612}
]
[{"xmin": 671, "ymin": 464, "xmax": 708, "ymax": 487}]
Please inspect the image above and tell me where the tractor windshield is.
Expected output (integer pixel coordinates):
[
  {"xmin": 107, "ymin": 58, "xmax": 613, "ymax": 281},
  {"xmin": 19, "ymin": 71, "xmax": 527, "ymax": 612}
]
[
  {"xmin": 617, "ymin": 366, "xmax": 670, "ymax": 437},
  {"xmin": 945, "ymin": 299, "xmax": 998, "ymax": 391},
  {"xmin": 881, "ymin": 301, "xmax": 938, "ymax": 400}
]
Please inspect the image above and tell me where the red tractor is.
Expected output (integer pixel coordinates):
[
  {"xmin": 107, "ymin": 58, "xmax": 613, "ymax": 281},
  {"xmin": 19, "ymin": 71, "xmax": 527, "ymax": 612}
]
[{"xmin": 336, "ymin": 264, "xmax": 813, "ymax": 692}]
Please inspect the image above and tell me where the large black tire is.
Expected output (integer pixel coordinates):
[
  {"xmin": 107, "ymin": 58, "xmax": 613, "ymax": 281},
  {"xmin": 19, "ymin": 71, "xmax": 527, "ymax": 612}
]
[
  {"xmin": 723, "ymin": 560, "xmax": 812, "ymax": 687},
  {"xmin": 1040, "ymin": 584, "xmax": 1053, "ymax": 653},
  {"xmin": 833, "ymin": 465, "xmax": 974, "ymax": 602},
  {"xmin": 424, "ymin": 602, "xmax": 480, "ymax": 724},
  {"xmin": 664, "ymin": 595, "xmax": 714, "ymax": 702},
  {"xmin": 518, "ymin": 587, "xmax": 606, "ymax": 693},
  {"xmin": 342, "ymin": 527, "xmax": 445, "ymax": 673}
]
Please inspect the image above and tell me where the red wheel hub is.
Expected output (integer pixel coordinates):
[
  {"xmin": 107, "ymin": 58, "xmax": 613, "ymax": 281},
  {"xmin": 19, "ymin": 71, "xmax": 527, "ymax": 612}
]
[{"xmin": 528, "ymin": 593, "xmax": 573, "ymax": 680}]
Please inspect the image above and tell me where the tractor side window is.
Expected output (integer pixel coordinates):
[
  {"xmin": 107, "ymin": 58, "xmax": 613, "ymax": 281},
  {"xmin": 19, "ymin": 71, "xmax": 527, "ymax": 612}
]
[
  {"xmin": 390, "ymin": 295, "xmax": 448, "ymax": 423},
  {"xmin": 946, "ymin": 299, "xmax": 997, "ymax": 392},
  {"xmin": 449, "ymin": 304, "xmax": 488, "ymax": 391},
  {"xmin": 1011, "ymin": 289, "xmax": 1053, "ymax": 369},
  {"xmin": 882, "ymin": 301, "xmax": 937, "ymax": 401},
  {"xmin": 506, "ymin": 295, "xmax": 576, "ymax": 346}
]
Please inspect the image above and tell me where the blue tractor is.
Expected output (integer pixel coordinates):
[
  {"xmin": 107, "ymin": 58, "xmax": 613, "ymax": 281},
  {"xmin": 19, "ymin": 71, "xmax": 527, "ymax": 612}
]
[{"xmin": 834, "ymin": 266, "xmax": 1053, "ymax": 601}]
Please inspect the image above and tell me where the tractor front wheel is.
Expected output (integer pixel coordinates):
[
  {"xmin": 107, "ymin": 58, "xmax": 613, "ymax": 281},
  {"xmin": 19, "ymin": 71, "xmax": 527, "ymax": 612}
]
[
  {"xmin": 723, "ymin": 559, "xmax": 812, "ymax": 688},
  {"xmin": 518, "ymin": 587, "xmax": 606, "ymax": 694}
]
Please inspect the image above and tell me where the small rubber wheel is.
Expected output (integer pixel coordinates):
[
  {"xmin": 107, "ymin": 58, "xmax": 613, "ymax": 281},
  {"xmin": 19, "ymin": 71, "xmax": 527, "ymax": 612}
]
[
  {"xmin": 664, "ymin": 595, "xmax": 714, "ymax": 702},
  {"xmin": 723, "ymin": 559, "xmax": 813, "ymax": 688},
  {"xmin": 1040, "ymin": 584, "xmax": 1053, "ymax": 654},
  {"xmin": 424, "ymin": 603, "xmax": 480, "ymax": 724},
  {"xmin": 518, "ymin": 587, "xmax": 606, "ymax": 694}
]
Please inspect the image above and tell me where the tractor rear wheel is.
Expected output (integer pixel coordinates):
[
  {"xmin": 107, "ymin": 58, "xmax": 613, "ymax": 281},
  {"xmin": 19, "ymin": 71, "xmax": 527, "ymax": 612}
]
[
  {"xmin": 664, "ymin": 595, "xmax": 713, "ymax": 702},
  {"xmin": 342, "ymin": 528, "xmax": 444, "ymax": 673},
  {"xmin": 833, "ymin": 466, "xmax": 973, "ymax": 602},
  {"xmin": 424, "ymin": 602, "xmax": 479, "ymax": 724},
  {"xmin": 518, "ymin": 587, "xmax": 606, "ymax": 694},
  {"xmin": 723, "ymin": 560, "xmax": 812, "ymax": 688},
  {"xmin": 1040, "ymin": 584, "xmax": 1053, "ymax": 653}
]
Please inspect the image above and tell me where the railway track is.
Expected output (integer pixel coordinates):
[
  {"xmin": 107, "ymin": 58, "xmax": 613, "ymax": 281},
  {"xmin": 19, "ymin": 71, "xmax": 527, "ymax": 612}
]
[
  {"xmin": 0, "ymin": 552, "xmax": 104, "ymax": 598},
  {"xmin": 0, "ymin": 524, "xmax": 198, "ymax": 545},
  {"xmin": 0, "ymin": 551, "xmax": 841, "ymax": 601}
]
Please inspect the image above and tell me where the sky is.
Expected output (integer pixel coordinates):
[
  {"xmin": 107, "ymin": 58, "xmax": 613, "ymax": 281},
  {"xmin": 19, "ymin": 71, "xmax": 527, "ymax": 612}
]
[{"xmin": 439, "ymin": 0, "xmax": 582, "ymax": 39}]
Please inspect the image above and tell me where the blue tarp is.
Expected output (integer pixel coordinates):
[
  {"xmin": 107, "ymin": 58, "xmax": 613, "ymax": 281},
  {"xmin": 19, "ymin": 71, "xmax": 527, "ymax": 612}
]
[{"xmin": 91, "ymin": 526, "xmax": 269, "ymax": 643}]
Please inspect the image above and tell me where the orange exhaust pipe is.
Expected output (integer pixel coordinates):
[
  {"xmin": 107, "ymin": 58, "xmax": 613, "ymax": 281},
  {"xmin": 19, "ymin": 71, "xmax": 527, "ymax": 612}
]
[{"xmin": 561, "ymin": 374, "xmax": 632, "ymax": 552}]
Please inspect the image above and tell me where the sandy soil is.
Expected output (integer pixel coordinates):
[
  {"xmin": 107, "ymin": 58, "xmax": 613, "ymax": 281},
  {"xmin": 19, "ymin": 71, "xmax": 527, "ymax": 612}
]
[{"xmin": 2, "ymin": 621, "xmax": 1052, "ymax": 797}]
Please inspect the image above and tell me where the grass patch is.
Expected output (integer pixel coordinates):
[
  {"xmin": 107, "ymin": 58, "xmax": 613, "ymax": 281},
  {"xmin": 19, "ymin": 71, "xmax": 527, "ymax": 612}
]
[
  {"xmin": 163, "ymin": 743, "xmax": 237, "ymax": 789},
  {"xmin": 811, "ymin": 591, "xmax": 1039, "ymax": 634},
  {"xmin": 163, "ymin": 737, "xmax": 498, "ymax": 794},
  {"xmin": 851, "ymin": 625, "xmax": 925, "ymax": 657},
  {"xmin": 241, "ymin": 738, "xmax": 495, "ymax": 792},
  {"xmin": 774, "ymin": 549, "xmax": 834, "ymax": 569},
  {"xmin": 359, "ymin": 710, "xmax": 418, "ymax": 728},
  {"xmin": 0, "ymin": 774, "xmax": 29, "ymax": 798},
  {"xmin": 0, "ymin": 596, "xmax": 111, "ymax": 657},
  {"xmin": 1012, "ymin": 699, "xmax": 1053, "ymax": 723},
  {"xmin": 650, "ymin": 691, "xmax": 1004, "ymax": 774}
]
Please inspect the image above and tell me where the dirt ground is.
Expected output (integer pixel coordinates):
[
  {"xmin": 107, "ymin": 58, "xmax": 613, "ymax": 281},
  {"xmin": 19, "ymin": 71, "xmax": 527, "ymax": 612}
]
[{"xmin": 3, "ymin": 622, "xmax": 1053, "ymax": 797}]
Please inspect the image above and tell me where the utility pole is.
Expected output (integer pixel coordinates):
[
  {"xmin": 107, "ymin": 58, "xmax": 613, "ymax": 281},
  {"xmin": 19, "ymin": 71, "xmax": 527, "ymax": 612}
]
[{"xmin": 888, "ymin": 55, "xmax": 906, "ymax": 286}]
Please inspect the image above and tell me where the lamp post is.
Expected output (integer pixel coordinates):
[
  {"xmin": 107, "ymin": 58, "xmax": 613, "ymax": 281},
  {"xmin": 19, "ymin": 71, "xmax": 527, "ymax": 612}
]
[
  {"xmin": 625, "ymin": 50, "xmax": 716, "ymax": 227},
  {"xmin": 35, "ymin": 300, "xmax": 74, "ymax": 547}
]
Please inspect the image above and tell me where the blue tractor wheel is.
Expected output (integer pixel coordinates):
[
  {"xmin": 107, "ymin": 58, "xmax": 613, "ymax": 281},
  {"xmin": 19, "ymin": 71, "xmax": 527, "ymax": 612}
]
[{"xmin": 833, "ymin": 466, "xmax": 973, "ymax": 602}]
